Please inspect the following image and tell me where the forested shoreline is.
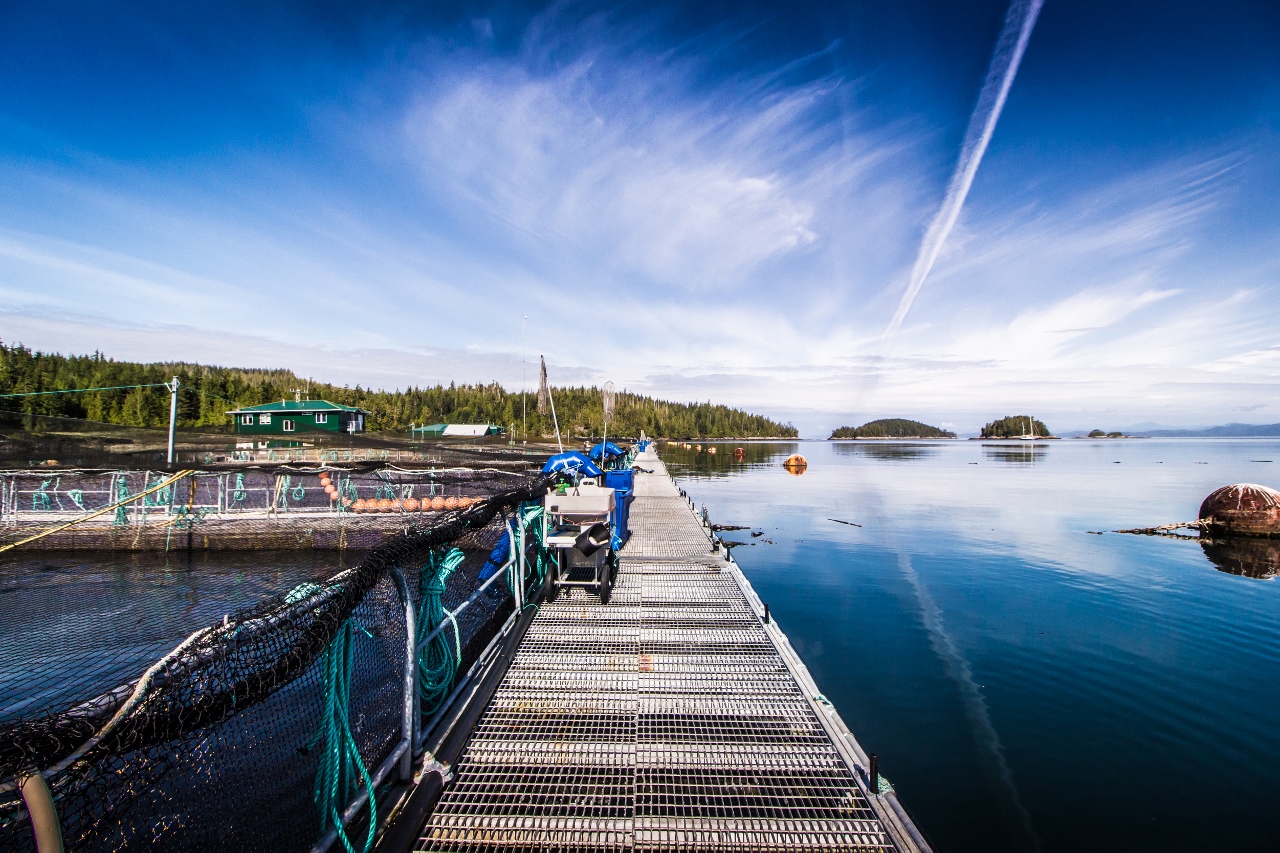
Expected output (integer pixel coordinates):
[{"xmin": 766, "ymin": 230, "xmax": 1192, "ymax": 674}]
[{"xmin": 0, "ymin": 343, "xmax": 797, "ymax": 439}]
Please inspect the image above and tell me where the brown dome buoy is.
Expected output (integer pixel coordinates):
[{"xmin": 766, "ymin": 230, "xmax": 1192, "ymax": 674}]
[
  {"xmin": 733, "ymin": 447, "xmax": 746, "ymax": 460},
  {"xmin": 1199, "ymin": 483, "xmax": 1280, "ymax": 537},
  {"xmin": 782, "ymin": 454, "xmax": 807, "ymax": 475}
]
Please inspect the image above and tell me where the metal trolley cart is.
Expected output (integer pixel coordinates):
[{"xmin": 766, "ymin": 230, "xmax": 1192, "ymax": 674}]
[{"xmin": 543, "ymin": 481, "xmax": 617, "ymax": 602}]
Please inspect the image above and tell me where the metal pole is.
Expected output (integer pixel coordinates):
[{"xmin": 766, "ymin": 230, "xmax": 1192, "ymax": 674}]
[
  {"xmin": 388, "ymin": 568, "xmax": 416, "ymax": 780},
  {"xmin": 166, "ymin": 376, "xmax": 179, "ymax": 467}
]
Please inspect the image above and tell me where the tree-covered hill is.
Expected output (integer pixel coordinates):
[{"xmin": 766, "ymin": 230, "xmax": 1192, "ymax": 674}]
[
  {"xmin": 829, "ymin": 418, "xmax": 956, "ymax": 439},
  {"xmin": 981, "ymin": 415, "xmax": 1051, "ymax": 438},
  {"xmin": 0, "ymin": 343, "xmax": 797, "ymax": 439}
]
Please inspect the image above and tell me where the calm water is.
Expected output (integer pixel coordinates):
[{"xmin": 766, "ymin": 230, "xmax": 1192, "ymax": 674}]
[{"xmin": 665, "ymin": 439, "xmax": 1280, "ymax": 853}]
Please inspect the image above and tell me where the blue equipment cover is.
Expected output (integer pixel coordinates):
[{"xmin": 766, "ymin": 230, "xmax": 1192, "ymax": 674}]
[
  {"xmin": 588, "ymin": 441, "xmax": 625, "ymax": 461},
  {"xmin": 542, "ymin": 451, "xmax": 603, "ymax": 478}
]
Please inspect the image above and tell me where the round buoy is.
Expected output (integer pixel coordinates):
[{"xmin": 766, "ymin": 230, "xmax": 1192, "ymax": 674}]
[
  {"xmin": 378, "ymin": 498, "xmax": 394, "ymax": 512},
  {"xmin": 733, "ymin": 447, "xmax": 746, "ymax": 460},
  {"xmin": 320, "ymin": 475, "xmax": 331, "ymax": 486},
  {"xmin": 430, "ymin": 496, "xmax": 446, "ymax": 511},
  {"xmin": 403, "ymin": 497, "xmax": 420, "ymax": 512},
  {"xmin": 782, "ymin": 454, "xmax": 807, "ymax": 476},
  {"xmin": 328, "ymin": 490, "xmax": 339, "ymax": 501},
  {"xmin": 352, "ymin": 499, "xmax": 366, "ymax": 513},
  {"xmin": 1199, "ymin": 483, "xmax": 1280, "ymax": 537},
  {"xmin": 444, "ymin": 496, "xmax": 459, "ymax": 510},
  {"xmin": 323, "ymin": 484, "xmax": 336, "ymax": 495},
  {"xmin": 707, "ymin": 447, "xmax": 717, "ymax": 454}
]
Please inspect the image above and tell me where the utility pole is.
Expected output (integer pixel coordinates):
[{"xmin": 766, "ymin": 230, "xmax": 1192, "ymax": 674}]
[
  {"xmin": 521, "ymin": 315, "xmax": 527, "ymax": 439},
  {"xmin": 166, "ymin": 376, "xmax": 179, "ymax": 467}
]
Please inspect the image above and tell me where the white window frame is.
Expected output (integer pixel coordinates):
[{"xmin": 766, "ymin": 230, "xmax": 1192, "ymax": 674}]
[
  {"xmin": 314, "ymin": 412, "xmax": 328, "ymax": 424},
  {"xmin": 282, "ymin": 419, "xmax": 295, "ymax": 432},
  {"xmin": 259, "ymin": 413, "xmax": 271, "ymax": 424},
  {"xmin": 241, "ymin": 415, "xmax": 253, "ymax": 425}
]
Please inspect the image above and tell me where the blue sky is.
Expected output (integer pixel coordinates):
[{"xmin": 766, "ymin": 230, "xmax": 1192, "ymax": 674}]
[{"xmin": 1, "ymin": 1, "xmax": 1278, "ymax": 436}]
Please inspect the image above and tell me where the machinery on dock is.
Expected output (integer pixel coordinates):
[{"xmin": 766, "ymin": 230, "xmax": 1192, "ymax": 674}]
[
  {"xmin": 544, "ymin": 479, "xmax": 617, "ymax": 601},
  {"xmin": 540, "ymin": 449, "xmax": 634, "ymax": 602}
]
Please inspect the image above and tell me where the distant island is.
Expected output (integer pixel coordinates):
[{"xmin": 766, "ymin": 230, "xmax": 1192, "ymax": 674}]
[
  {"xmin": 829, "ymin": 418, "xmax": 956, "ymax": 439},
  {"xmin": 1142, "ymin": 423, "xmax": 1280, "ymax": 438},
  {"xmin": 1083, "ymin": 429, "xmax": 1136, "ymax": 439},
  {"xmin": 980, "ymin": 415, "xmax": 1052, "ymax": 438}
]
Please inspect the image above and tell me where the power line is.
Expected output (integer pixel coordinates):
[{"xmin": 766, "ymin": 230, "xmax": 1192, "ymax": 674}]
[{"xmin": 0, "ymin": 383, "xmax": 171, "ymax": 399}]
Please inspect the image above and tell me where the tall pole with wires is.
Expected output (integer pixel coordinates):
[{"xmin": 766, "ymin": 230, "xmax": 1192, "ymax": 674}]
[
  {"xmin": 166, "ymin": 376, "xmax": 179, "ymax": 467},
  {"xmin": 521, "ymin": 316, "xmax": 527, "ymax": 439}
]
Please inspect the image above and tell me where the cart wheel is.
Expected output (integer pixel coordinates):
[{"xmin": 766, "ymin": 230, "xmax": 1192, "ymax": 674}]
[
  {"xmin": 600, "ymin": 570, "xmax": 612, "ymax": 604},
  {"xmin": 544, "ymin": 563, "xmax": 559, "ymax": 603}
]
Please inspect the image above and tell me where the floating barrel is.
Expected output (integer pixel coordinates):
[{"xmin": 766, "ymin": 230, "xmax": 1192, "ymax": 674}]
[
  {"xmin": 1198, "ymin": 483, "xmax": 1280, "ymax": 537},
  {"xmin": 782, "ymin": 454, "xmax": 807, "ymax": 475}
]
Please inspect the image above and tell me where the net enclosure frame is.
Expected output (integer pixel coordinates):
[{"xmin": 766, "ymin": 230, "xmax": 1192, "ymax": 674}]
[{"xmin": 0, "ymin": 470, "xmax": 557, "ymax": 853}]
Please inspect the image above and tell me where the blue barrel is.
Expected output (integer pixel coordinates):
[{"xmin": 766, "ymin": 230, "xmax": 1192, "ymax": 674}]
[{"xmin": 605, "ymin": 469, "xmax": 634, "ymax": 549}]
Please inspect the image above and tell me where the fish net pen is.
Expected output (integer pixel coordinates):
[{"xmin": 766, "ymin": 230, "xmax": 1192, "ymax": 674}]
[
  {"xmin": 0, "ymin": 463, "xmax": 540, "ymax": 552},
  {"xmin": 0, "ymin": 471, "xmax": 554, "ymax": 853}
]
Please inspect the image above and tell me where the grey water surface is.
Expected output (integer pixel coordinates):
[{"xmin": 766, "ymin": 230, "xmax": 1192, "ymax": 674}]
[{"xmin": 665, "ymin": 439, "xmax": 1280, "ymax": 853}]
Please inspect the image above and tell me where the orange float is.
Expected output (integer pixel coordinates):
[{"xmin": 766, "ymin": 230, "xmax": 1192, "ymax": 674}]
[
  {"xmin": 352, "ymin": 499, "xmax": 366, "ymax": 513},
  {"xmin": 733, "ymin": 447, "xmax": 746, "ymax": 460},
  {"xmin": 378, "ymin": 498, "xmax": 394, "ymax": 512},
  {"xmin": 328, "ymin": 490, "xmax": 339, "ymax": 501},
  {"xmin": 444, "ymin": 496, "xmax": 459, "ymax": 510},
  {"xmin": 430, "ymin": 496, "xmax": 446, "ymax": 511},
  {"xmin": 782, "ymin": 454, "xmax": 808, "ymax": 476}
]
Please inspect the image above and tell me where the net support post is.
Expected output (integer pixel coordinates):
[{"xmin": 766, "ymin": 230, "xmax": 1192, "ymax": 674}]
[{"xmin": 388, "ymin": 567, "xmax": 416, "ymax": 782}]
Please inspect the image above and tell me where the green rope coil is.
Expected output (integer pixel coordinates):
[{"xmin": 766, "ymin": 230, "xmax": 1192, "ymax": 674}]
[
  {"xmin": 312, "ymin": 617, "xmax": 377, "ymax": 853},
  {"xmin": 417, "ymin": 548, "xmax": 465, "ymax": 716},
  {"xmin": 517, "ymin": 502, "xmax": 550, "ymax": 591},
  {"xmin": 231, "ymin": 473, "xmax": 248, "ymax": 506},
  {"xmin": 112, "ymin": 477, "xmax": 132, "ymax": 527}
]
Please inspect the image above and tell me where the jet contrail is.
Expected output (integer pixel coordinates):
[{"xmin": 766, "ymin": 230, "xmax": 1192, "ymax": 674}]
[{"xmin": 884, "ymin": 0, "xmax": 1044, "ymax": 338}]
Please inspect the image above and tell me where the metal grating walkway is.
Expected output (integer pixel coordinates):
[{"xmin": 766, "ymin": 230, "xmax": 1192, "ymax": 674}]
[{"xmin": 417, "ymin": 455, "xmax": 926, "ymax": 852}]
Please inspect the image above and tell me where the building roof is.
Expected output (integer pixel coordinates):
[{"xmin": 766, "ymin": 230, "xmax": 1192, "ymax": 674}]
[{"xmin": 226, "ymin": 399, "xmax": 368, "ymax": 414}]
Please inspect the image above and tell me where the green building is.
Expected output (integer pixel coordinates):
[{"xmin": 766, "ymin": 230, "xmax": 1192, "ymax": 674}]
[{"xmin": 228, "ymin": 400, "xmax": 369, "ymax": 435}]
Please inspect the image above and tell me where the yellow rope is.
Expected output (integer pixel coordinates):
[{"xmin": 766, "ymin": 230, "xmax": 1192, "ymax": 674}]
[{"xmin": 0, "ymin": 470, "xmax": 195, "ymax": 554}]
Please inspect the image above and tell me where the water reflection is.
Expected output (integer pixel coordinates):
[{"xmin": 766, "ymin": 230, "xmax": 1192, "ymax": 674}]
[
  {"xmin": 983, "ymin": 443, "xmax": 1049, "ymax": 465},
  {"xmin": 831, "ymin": 442, "xmax": 942, "ymax": 462},
  {"xmin": 1200, "ymin": 537, "xmax": 1280, "ymax": 579},
  {"xmin": 660, "ymin": 441, "xmax": 799, "ymax": 478}
]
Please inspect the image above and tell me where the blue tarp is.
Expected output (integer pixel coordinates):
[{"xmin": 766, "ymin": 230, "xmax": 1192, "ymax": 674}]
[
  {"xmin": 478, "ymin": 530, "xmax": 511, "ymax": 580},
  {"xmin": 541, "ymin": 451, "xmax": 603, "ymax": 479},
  {"xmin": 587, "ymin": 441, "xmax": 625, "ymax": 462}
]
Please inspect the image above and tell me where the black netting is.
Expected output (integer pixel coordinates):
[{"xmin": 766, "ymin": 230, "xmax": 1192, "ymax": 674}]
[{"xmin": 0, "ymin": 472, "xmax": 547, "ymax": 853}]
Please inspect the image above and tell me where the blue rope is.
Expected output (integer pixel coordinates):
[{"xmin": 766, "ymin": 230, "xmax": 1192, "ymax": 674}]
[{"xmin": 417, "ymin": 548, "xmax": 465, "ymax": 716}]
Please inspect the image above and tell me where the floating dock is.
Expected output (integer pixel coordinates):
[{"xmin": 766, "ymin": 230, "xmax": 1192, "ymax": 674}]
[{"xmin": 414, "ymin": 455, "xmax": 930, "ymax": 851}]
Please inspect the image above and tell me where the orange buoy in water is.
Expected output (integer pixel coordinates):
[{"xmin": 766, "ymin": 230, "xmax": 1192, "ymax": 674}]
[
  {"xmin": 782, "ymin": 454, "xmax": 807, "ymax": 475},
  {"xmin": 403, "ymin": 497, "xmax": 420, "ymax": 512},
  {"xmin": 430, "ymin": 496, "xmax": 446, "ymax": 511},
  {"xmin": 707, "ymin": 447, "xmax": 717, "ymax": 454},
  {"xmin": 1199, "ymin": 483, "xmax": 1280, "ymax": 537},
  {"xmin": 378, "ymin": 498, "xmax": 394, "ymax": 512},
  {"xmin": 733, "ymin": 447, "xmax": 746, "ymax": 460},
  {"xmin": 444, "ymin": 496, "xmax": 459, "ymax": 510}
]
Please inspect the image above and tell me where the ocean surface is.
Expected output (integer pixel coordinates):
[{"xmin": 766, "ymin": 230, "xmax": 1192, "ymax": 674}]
[{"xmin": 664, "ymin": 439, "xmax": 1280, "ymax": 853}]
